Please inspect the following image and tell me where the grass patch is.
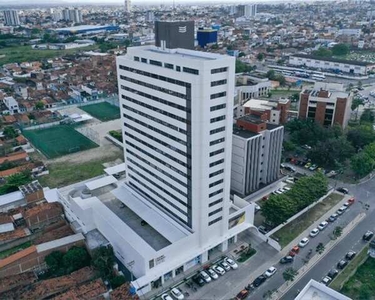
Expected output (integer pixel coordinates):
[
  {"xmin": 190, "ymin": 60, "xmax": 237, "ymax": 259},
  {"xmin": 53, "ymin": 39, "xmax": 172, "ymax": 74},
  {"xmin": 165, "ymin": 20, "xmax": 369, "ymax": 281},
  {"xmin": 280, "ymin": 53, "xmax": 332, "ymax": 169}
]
[
  {"xmin": 267, "ymin": 89, "xmax": 301, "ymax": 99},
  {"xmin": 271, "ymin": 192, "xmax": 344, "ymax": 248},
  {"xmin": 340, "ymin": 254, "xmax": 375, "ymax": 300},
  {"xmin": 0, "ymin": 45, "xmax": 99, "ymax": 65},
  {"xmin": 38, "ymin": 156, "xmax": 121, "ymax": 188},
  {"xmin": 80, "ymin": 102, "xmax": 120, "ymax": 122},
  {"xmin": 0, "ymin": 241, "xmax": 32, "ymax": 259},
  {"xmin": 237, "ymin": 248, "xmax": 257, "ymax": 263},
  {"xmin": 330, "ymin": 245, "xmax": 369, "ymax": 291},
  {"xmin": 23, "ymin": 126, "xmax": 98, "ymax": 159}
]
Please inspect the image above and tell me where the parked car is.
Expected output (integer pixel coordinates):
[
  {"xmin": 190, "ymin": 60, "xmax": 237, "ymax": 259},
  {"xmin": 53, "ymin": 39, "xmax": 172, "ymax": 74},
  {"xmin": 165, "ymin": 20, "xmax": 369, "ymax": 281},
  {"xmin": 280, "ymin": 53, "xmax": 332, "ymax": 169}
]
[
  {"xmin": 309, "ymin": 228, "xmax": 320, "ymax": 238},
  {"xmin": 327, "ymin": 269, "xmax": 339, "ymax": 279},
  {"xmin": 213, "ymin": 265, "xmax": 226, "ymax": 276},
  {"xmin": 258, "ymin": 225, "xmax": 268, "ymax": 235},
  {"xmin": 200, "ymin": 271, "xmax": 211, "ymax": 283},
  {"xmin": 345, "ymin": 197, "xmax": 355, "ymax": 206},
  {"xmin": 309, "ymin": 164, "xmax": 318, "ymax": 171},
  {"xmin": 299, "ymin": 237, "xmax": 310, "ymax": 248},
  {"xmin": 302, "ymin": 144, "xmax": 312, "ymax": 150},
  {"xmin": 289, "ymin": 246, "xmax": 300, "ymax": 256},
  {"xmin": 304, "ymin": 162, "xmax": 312, "ymax": 169},
  {"xmin": 318, "ymin": 221, "xmax": 329, "ymax": 231},
  {"xmin": 345, "ymin": 251, "xmax": 356, "ymax": 260},
  {"xmin": 336, "ymin": 187, "xmax": 349, "ymax": 194},
  {"xmin": 264, "ymin": 266, "xmax": 277, "ymax": 278},
  {"xmin": 225, "ymin": 257, "xmax": 238, "ymax": 269},
  {"xmin": 280, "ymin": 256, "xmax": 294, "ymax": 264},
  {"xmin": 326, "ymin": 170, "xmax": 337, "ymax": 178},
  {"xmin": 285, "ymin": 165, "xmax": 296, "ymax": 172},
  {"xmin": 275, "ymin": 190, "xmax": 283, "ymax": 195},
  {"xmin": 192, "ymin": 274, "xmax": 205, "ymax": 286},
  {"xmin": 161, "ymin": 293, "xmax": 174, "ymax": 300},
  {"xmin": 286, "ymin": 178, "xmax": 295, "ymax": 184},
  {"xmin": 337, "ymin": 259, "xmax": 348, "ymax": 269},
  {"xmin": 207, "ymin": 268, "xmax": 219, "ymax": 280},
  {"xmin": 171, "ymin": 288, "xmax": 184, "ymax": 300},
  {"xmin": 328, "ymin": 214, "xmax": 338, "ymax": 222},
  {"xmin": 337, "ymin": 206, "xmax": 347, "ymax": 215},
  {"xmin": 220, "ymin": 261, "xmax": 231, "ymax": 271},
  {"xmin": 363, "ymin": 230, "xmax": 374, "ymax": 241},
  {"xmin": 321, "ymin": 276, "xmax": 332, "ymax": 286},
  {"xmin": 253, "ymin": 275, "xmax": 267, "ymax": 287},
  {"xmin": 255, "ymin": 204, "xmax": 261, "ymax": 213},
  {"xmin": 235, "ymin": 289, "xmax": 249, "ymax": 300}
]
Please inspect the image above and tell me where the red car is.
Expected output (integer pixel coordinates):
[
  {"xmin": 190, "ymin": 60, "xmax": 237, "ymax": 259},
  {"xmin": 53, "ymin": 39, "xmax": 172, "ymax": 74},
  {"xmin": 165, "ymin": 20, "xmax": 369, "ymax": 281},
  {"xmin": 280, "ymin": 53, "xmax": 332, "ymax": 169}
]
[
  {"xmin": 348, "ymin": 197, "xmax": 355, "ymax": 205},
  {"xmin": 289, "ymin": 246, "xmax": 300, "ymax": 257},
  {"xmin": 235, "ymin": 289, "xmax": 249, "ymax": 300}
]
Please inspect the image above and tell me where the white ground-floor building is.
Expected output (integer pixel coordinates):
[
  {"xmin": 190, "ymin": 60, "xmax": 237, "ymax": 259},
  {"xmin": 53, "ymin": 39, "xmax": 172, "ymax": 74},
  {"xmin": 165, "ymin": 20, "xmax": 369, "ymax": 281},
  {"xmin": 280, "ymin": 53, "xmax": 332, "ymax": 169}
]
[{"xmin": 45, "ymin": 172, "xmax": 256, "ymax": 296}]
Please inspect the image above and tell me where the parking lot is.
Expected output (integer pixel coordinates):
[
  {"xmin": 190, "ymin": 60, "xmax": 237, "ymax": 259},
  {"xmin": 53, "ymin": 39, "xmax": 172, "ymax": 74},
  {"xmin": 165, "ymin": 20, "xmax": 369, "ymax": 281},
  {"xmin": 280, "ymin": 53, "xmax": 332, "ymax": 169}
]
[{"xmin": 153, "ymin": 230, "xmax": 277, "ymax": 300}]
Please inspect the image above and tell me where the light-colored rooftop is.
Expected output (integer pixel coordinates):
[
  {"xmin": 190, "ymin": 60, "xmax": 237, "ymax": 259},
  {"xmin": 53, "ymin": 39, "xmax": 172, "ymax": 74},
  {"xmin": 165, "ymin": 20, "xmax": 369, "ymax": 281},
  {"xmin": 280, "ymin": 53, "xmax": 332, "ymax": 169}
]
[
  {"xmin": 85, "ymin": 175, "xmax": 117, "ymax": 191},
  {"xmin": 104, "ymin": 163, "xmax": 126, "ymax": 176},
  {"xmin": 0, "ymin": 223, "xmax": 14, "ymax": 234},
  {"xmin": 0, "ymin": 191, "xmax": 24, "ymax": 208},
  {"xmin": 55, "ymin": 25, "xmax": 116, "ymax": 31},
  {"xmin": 295, "ymin": 280, "xmax": 352, "ymax": 300},
  {"xmin": 243, "ymin": 99, "xmax": 276, "ymax": 110},
  {"xmin": 112, "ymin": 185, "xmax": 190, "ymax": 243},
  {"xmin": 36, "ymin": 233, "xmax": 85, "ymax": 253}
]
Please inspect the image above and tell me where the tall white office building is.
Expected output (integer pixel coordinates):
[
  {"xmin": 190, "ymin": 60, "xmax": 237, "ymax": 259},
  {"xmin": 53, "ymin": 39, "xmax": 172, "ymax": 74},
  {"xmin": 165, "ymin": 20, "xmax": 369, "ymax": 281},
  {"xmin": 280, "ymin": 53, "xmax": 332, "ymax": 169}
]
[
  {"xmin": 124, "ymin": 0, "xmax": 132, "ymax": 13},
  {"xmin": 50, "ymin": 44, "xmax": 255, "ymax": 297},
  {"xmin": 3, "ymin": 10, "xmax": 20, "ymax": 26}
]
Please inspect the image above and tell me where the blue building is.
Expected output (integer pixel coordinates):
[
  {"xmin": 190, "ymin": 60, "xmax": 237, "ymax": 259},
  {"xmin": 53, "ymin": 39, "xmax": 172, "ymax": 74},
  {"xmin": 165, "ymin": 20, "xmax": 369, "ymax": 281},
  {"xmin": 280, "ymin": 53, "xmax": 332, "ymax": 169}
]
[{"xmin": 197, "ymin": 29, "xmax": 218, "ymax": 48}]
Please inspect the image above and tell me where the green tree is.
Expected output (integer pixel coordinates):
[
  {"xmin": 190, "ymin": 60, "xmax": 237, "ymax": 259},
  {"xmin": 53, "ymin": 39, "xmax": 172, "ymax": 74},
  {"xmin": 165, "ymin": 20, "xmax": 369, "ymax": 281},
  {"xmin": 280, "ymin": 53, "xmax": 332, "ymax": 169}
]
[
  {"xmin": 360, "ymin": 109, "xmax": 375, "ymax": 125},
  {"xmin": 45, "ymin": 251, "xmax": 64, "ymax": 273},
  {"xmin": 283, "ymin": 268, "xmax": 298, "ymax": 282},
  {"xmin": 347, "ymin": 125, "xmax": 375, "ymax": 150},
  {"xmin": 92, "ymin": 246, "xmax": 115, "ymax": 279},
  {"xmin": 290, "ymin": 93, "xmax": 299, "ymax": 102},
  {"xmin": 351, "ymin": 152, "xmax": 375, "ymax": 177},
  {"xmin": 110, "ymin": 275, "xmax": 126, "ymax": 289},
  {"xmin": 257, "ymin": 53, "xmax": 265, "ymax": 61},
  {"xmin": 35, "ymin": 101, "xmax": 44, "ymax": 110},
  {"xmin": 62, "ymin": 246, "xmax": 91, "ymax": 274},
  {"xmin": 235, "ymin": 60, "xmax": 253, "ymax": 73},
  {"xmin": 331, "ymin": 44, "xmax": 349, "ymax": 56},
  {"xmin": 351, "ymin": 98, "xmax": 364, "ymax": 112},
  {"xmin": 333, "ymin": 226, "xmax": 343, "ymax": 239},
  {"xmin": 283, "ymin": 140, "xmax": 296, "ymax": 152},
  {"xmin": 266, "ymin": 69, "xmax": 276, "ymax": 80},
  {"xmin": 313, "ymin": 47, "xmax": 332, "ymax": 57},
  {"xmin": 3, "ymin": 126, "xmax": 18, "ymax": 139},
  {"xmin": 357, "ymin": 80, "xmax": 363, "ymax": 89},
  {"xmin": 262, "ymin": 194, "xmax": 297, "ymax": 226},
  {"xmin": 238, "ymin": 52, "xmax": 246, "ymax": 58},
  {"xmin": 0, "ymin": 171, "xmax": 32, "ymax": 195},
  {"xmin": 308, "ymin": 137, "xmax": 354, "ymax": 168},
  {"xmin": 316, "ymin": 242, "xmax": 325, "ymax": 254}
]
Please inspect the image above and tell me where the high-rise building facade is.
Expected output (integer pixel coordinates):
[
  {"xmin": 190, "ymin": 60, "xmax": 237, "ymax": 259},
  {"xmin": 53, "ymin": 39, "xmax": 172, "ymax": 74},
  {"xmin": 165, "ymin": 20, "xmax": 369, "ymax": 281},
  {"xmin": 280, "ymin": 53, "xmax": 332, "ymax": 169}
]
[
  {"xmin": 62, "ymin": 8, "xmax": 82, "ymax": 23},
  {"xmin": 124, "ymin": 0, "xmax": 131, "ymax": 13},
  {"xmin": 3, "ymin": 10, "xmax": 20, "ymax": 26},
  {"xmin": 118, "ymin": 46, "xmax": 234, "ymax": 231},
  {"xmin": 155, "ymin": 21, "xmax": 195, "ymax": 50},
  {"xmin": 231, "ymin": 117, "xmax": 284, "ymax": 196}
]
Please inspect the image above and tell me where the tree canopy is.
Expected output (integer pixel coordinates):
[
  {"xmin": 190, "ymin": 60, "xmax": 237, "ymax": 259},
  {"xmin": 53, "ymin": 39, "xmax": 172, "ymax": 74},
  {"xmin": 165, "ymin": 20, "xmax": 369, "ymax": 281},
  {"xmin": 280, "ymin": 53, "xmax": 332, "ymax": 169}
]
[
  {"xmin": 331, "ymin": 44, "xmax": 350, "ymax": 56},
  {"xmin": 313, "ymin": 47, "xmax": 332, "ymax": 57},
  {"xmin": 92, "ymin": 246, "xmax": 115, "ymax": 279}
]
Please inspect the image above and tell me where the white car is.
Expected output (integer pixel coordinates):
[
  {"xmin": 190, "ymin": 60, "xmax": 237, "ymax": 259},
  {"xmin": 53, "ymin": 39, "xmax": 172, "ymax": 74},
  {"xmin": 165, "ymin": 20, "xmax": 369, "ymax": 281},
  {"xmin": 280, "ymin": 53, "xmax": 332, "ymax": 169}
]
[
  {"xmin": 309, "ymin": 228, "xmax": 320, "ymax": 237},
  {"xmin": 299, "ymin": 237, "xmax": 310, "ymax": 248},
  {"xmin": 213, "ymin": 265, "xmax": 226, "ymax": 276},
  {"xmin": 161, "ymin": 293, "xmax": 174, "ymax": 300},
  {"xmin": 200, "ymin": 270, "xmax": 211, "ymax": 283},
  {"xmin": 337, "ymin": 206, "xmax": 347, "ymax": 215},
  {"xmin": 220, "ymin": 260, "xmax": 231, "ymax": 271},
  {"xmin": 318, "ymin": 221, "xmax": 328, "ymax": 231},
  {"xmin": 225, "ymin": 257, "xmax": 238, "ymax": 269},
  {"xmin": 321, "ymin": 276, "xmax": 332, "ymax": 286},
  {"xmin": 286, "ymin": 178, "xmax": 295, "ymax": 184},
  {"xmin": 283, "ymin": 186, "xmax": 291, "ymax": 191},
  {"xmin": 207, "ymin": 268, "xmax": 219, "ymax": 280},
  {"xmin": 264, "ymin": 266, "xmax": 277, "ymax": 278},
  {"xmin": 171, "ymin": 288, "xmax": 184, "ymax": 300}
]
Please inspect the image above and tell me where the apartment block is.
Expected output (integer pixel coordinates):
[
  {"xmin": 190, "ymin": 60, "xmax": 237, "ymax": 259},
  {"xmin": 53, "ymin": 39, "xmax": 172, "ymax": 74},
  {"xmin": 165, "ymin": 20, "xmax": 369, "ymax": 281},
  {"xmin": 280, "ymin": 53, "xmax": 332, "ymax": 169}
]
[
  {"xmin": 298, "ymin": 82, "xmax": 352, "ymax": 128},
  {"xmin": 231, "ymin": 116, "xmax": 284, "ymax": 196}
]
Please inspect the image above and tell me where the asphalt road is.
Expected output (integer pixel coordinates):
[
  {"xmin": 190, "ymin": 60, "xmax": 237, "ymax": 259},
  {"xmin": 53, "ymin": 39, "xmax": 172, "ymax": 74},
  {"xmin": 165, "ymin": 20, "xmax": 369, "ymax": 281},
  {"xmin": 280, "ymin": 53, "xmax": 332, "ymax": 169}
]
[{"xmin": 240, "ymin": 171, "xmax": 375, "ymax": 300}]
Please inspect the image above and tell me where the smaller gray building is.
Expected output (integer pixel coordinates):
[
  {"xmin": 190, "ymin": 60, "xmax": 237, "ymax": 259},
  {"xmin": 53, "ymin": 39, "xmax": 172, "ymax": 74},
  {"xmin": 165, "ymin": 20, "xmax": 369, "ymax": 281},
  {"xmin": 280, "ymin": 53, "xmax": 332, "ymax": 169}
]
[
  {"xmin": 155, "ymin": 21, "xmax": 195, "ymax": 50},
  {"xmin": 231, "ymin": 117, "xmax": 284, "ymax": 196}
]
